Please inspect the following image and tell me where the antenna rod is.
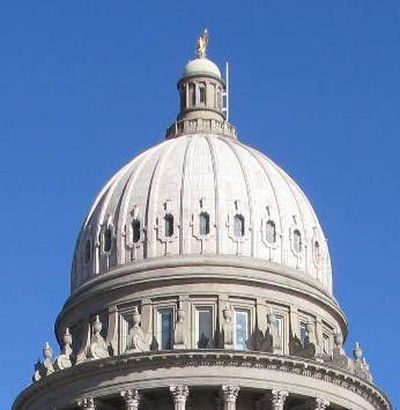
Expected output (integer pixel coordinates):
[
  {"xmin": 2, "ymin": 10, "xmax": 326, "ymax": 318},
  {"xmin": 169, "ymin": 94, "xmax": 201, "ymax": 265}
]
[{"xmin": 225, "ymin": 61, "xmax": 230, "ymax": 121}]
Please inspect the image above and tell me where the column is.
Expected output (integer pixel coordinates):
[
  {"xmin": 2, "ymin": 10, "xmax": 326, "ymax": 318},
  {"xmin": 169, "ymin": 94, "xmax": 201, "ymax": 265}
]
[
  {"xmin": 121, "ymin": 389, "xmax": 141, "ymax": 410},
  {"xmin": 170, "ymin": 385, "xmax": 189, "ymax": 410},
  {"xmin": 314, "ymin": 397, "xmax": 330, "ymax": 410},
  {"xmin": 77, "ymin": 396, "xmax": 95, "ymax": 410},
  {"xmin": 271, "ymin": 390, "xmax": 288, "ymax": 410},
  {"xmin": 221, "ymin": 385, "xmax": 240, "ymax": 410}
]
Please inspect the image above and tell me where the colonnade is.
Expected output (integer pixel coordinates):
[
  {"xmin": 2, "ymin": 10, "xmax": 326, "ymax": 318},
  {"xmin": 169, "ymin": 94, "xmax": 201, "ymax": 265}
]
[{"xmin": 76, "ymin": 386, "xmax": 330, "ymax": 410}]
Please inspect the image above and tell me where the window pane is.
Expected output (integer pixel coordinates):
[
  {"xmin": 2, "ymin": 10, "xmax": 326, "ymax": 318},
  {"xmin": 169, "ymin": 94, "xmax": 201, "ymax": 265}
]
[
  {"xmin": 84, "ymin": 239, "xmax": 91, "ymax": 263},
  {"xmin": 132, "ymin": 219, "xmax": 141, "ymax": 243},
  {"xmin": 164, "ymin": 214, "xmax": 174, "ymax": 237},
  {"xmin": 235, "ymin": 311, "xmax": 248, "ymax": 351},
  {"xmin": 160, "ymin": 310, "xmax": 173, "ymax": 350},
  {"xmin": 199, "ymin": 212, "xmax": 210, "ymax": 235},
  {"xmin": 294, "ymin": 229, "xmax": 302, "ymax": 252},
  {"xmin": 300, "ymin": 322, "xmax": 307, "ymax": 346},
  {"xmin": 314, "ymin": 241, "xmax": 320, "ymax": 263},
  {"xmin": 197, "ymin": 308, "xmax": 212, "ymax": 348},
  {"xmin": 266, "ymin": 220, "xmax": 276, "ymax": 243},
  {"xmin": 234, "ymin": 214, "xmax": 245, "ymax": 237},
  {"xmin": 104, "ymin": 227, "xmax": 112, "ymax": 252},
  {"xmin": 199, "ymin": 85, "xmax": 206, "ymax": 104}
]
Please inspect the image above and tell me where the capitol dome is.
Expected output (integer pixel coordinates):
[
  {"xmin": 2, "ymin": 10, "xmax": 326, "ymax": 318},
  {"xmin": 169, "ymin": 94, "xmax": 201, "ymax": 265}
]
[
  {"xmin": 73, "ymin": 134, "xmax": 332, "ymax": 293},
  {"xmin": 14, "ymin": 32, "xmax": 392, "ymax": 410}
]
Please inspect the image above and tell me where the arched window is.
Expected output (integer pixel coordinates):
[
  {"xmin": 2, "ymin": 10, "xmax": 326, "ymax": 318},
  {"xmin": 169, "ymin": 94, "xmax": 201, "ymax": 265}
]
[
  {"xmin": 293, "ymin": 229, "xmax": 302, "ymax": 252},
  {"xmin": 234, "ymin": 214, "xmax": 245, "ymax": 237},
  {"xmin": 199, "ymin": 212, "xmax": 210, "ymax": 235},
  {"xmin": 189, "ymin": 83, "xmax": 196, "ymax": 106},
  {"xmin": 132, "ymin": 219, "xmax": 141, "ymax": 243},
  {"xmin": 103, "ymin": 226, "xmax": 112, "ymax": 252},
  {"xmin": 314, "ymin": 241, "xmax": 320, "ymax": 263},
  {"xmin": 164, "ymin": 214, "xmax": 174, "ymax": 237},
  {"xmin": 265, "ymin": 220, "xmax": 276, "ymax": 243},
  {"xmin": 199, "ymin": 83, "xmax": 206, "ymax": 104},
  {"xmin": 84, "ymin": 239, "xmax": 91, "ymax": 264}
]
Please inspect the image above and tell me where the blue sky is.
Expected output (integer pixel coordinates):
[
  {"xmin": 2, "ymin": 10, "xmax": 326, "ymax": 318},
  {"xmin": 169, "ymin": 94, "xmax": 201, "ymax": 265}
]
[{"xmin": 1, "ymin": 1, "xmax": 399, "ymax": 408}]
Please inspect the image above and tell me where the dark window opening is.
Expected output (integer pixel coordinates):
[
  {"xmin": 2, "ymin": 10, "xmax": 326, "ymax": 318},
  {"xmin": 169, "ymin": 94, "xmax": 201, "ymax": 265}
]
[
  {"xmin": 293, "ymin": 229, "xmax": 302, "ymax": 252},
  {"xmin": 164, "ymin": 214, "xmax": 174, "ymax": 237},
  {"xmin": 103, "ymin": 227, "xmax": 112, "ymax": 252},
  {"xmin": 84, "ymin": 239, "xmax": 91, "ymax": 264},
  {"xmin": 199, "ymin": 212, "xmax": 210, "ymax": 235},
  {"xmin": 234, "ymin": 214, "xmax": 245, "ymax": 237},
  {"xmin": 132, "ymin": 219, "xmax": 141, "ymax": 243},
  {"xmin": 266, "ymin": 220, "xmax": 276, "ymax": 243}
]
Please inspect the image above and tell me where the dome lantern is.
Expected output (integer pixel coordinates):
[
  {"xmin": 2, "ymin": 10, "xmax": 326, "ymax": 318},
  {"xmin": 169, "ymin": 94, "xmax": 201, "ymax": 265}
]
[{"xmin": 166, "ymin": 30, "xmax": 237, "ymax": 139}]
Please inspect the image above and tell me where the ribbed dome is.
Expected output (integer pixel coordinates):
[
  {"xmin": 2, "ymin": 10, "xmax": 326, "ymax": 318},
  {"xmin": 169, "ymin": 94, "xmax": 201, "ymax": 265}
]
[{"xmin": 72, "ymin": 134, "xmax": 332, "ymax": 293}]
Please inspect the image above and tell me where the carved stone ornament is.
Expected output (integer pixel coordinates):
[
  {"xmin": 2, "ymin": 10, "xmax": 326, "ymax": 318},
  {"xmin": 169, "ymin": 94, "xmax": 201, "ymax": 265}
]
[
  {"xmin": 221, "ymin": 385, "xmax": 240, "ymax": 403},
  {"xmin": 32, "ymin": 342, "xmax": 54, "ymax": 382},
  {"xmin": 271, "ymin": 390, "xmax": 288, "ymax": 409},
  {"xmin": 121, "ymin": 389, "xmax": 140, "ymax": 410},
  {"xmin": 54, "ymin": 327, "xmax": 73, "ymax": 371},
  {"xmin": 77, "ymin": 396, "xmax": 95, "ymax": 410},
  {"xmin": 170, "ymin": 384, "xmax": 189, "ymax": 409},
  {"xmin": 353, "ymin": 342, "xmax": 373, "ymax": 383},
  {"xmin": 125, "ymin": 307, "xmax": 152, "ymax": 353},
  {"xmin": 315, "ymin": 397, "xmax": 330, "ymax": 410},
  {"xmin": 328, "ymin": 329, "xmax": 354, "ymax": 373},
  {"xmin": 290, "ymin": 321, "xmax": 316, "ymax": 359},
  {"xmin": 264, "ymin": 312, "xmax": 282, "ymax": 354},
  {"xmin": 222, "ymin": 303, "xmax": 234, "ymax": 348},
  {"xmin": 87, "ymin": 316, "xmax": 109, "ymax": 360},
  {"xmin": 173, "ymin": 302, "xmax": 186, "ymax": 349}
]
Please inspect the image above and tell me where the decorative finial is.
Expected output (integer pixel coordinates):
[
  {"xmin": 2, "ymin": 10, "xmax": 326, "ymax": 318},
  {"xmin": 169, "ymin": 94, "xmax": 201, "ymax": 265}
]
[{"xmin": 197, "ymin": 29, "xmax": 209, "ymax": 58}]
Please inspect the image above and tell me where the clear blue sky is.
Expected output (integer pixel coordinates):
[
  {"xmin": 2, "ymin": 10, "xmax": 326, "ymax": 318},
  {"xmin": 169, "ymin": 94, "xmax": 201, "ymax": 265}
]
[{"xmin": 1, "ymin": 1, "xmax": 399, "ymax": 408}]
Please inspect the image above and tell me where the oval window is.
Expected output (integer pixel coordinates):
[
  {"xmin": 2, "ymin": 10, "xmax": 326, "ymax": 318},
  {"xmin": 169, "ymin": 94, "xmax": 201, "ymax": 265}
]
[
  {"xmin": 103, "ymin": 227, "xmax": 112, "ymax": 252},
  {"xmin": 265, "ymin": 220, "xmax": 276, "ymax": 243},
  {"xmin": 293, "ymin": 229, "xmax": 302, "ymax": 252},
  {"xmin": 132, "ymin": 219, "xmax": 141, "ymax": 243},
  {"xmin": 199, "ymin": 212, "xmax": 210, "ymax": 235},
  {"xmin": 164, "ymin": 214, "xmax": 174, "ymax": 237},
  {"xmin": 234, "ymin": 214, "xmax": 245, "ymax": 237}
]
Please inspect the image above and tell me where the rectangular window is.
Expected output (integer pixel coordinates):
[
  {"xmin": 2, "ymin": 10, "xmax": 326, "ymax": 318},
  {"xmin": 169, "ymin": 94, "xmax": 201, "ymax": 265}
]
[
  {"xmin": 234, "ymin": 310, "xmax": 249, "ymax": 351},
  {"xmin": 196, "ymin": 307, "xmax": 213, "ymax": 348},
  {"xmin": 300, "ymin": 322, "xmax": 307, "ymax": 346},
  {"xmin": 199, "ymin": 84, "xmax": 206, "ymax": 104},
  {"xmin": 159, "ymin": 309, "xmax": 173, "ymax": 350},
  {"xmin": 323, "ymin": 333, "xmax": 331, "ymax": 355}
]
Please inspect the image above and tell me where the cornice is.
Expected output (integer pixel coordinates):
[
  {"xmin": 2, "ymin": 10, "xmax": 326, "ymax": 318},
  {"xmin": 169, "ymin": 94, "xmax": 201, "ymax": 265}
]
[{"xmin": 14, "ymin": 350, "xmax": 391, "ymax": 410}]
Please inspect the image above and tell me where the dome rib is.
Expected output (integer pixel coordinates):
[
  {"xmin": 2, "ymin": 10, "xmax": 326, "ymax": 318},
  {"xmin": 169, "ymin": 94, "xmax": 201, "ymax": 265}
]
[
  {"xmin": 205, "ymin": 135, "xmax": 221, "ymax": 254},
  {"xmin": 179, "ymin": 136, "xmax": 192, "ymax": 254},
  {"xmin": 236, "ymin": 141, "xmax": 285, "ymax": 262},
  {"xmin": 218, "ymin": 136, "xmax": 256, "ymax": 257},
  {"xmin": 73, "ymin": 135, "xmax": 333, "ymax": 293}
]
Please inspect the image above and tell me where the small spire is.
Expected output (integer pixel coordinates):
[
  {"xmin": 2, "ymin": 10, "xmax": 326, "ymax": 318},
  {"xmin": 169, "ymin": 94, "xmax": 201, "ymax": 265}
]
[{"xmin": 197, "ymin": 29, "xmax": 209, "ymax": 58}]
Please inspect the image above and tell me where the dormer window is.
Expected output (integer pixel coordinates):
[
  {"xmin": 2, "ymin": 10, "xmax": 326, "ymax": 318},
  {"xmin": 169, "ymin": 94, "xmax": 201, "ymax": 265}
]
[
  {"xmin": 234, "ymin": 214, "xmax": 245, "ymax": 237},
  {"xmin": 199, "ymin": 212, "xmax": 210, "ymax": 235},
  {"xmin": 84, "ymin": 239, "xmax": 91, "ymax": 264},
  {"xmin": 314, "ymin": 241, "xmax": 320, "ymax": 263},
  {"xmin": 132, "ymin": 219, "xmax": 141, "ymax": 243},
  {"xmin": 293, "ymin": 229, "xmax": 302, "ymax": 252},
  {"xmin": 164, "ymin": 214, "xmax": 174, "ymax": 237},
  {"xmin": 103, "ymin": 226, "xmax": 112, "ymax": 252},
  {"xmin": 266, "ymin": 220, "xmax": 276, "ymax": 243}
]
